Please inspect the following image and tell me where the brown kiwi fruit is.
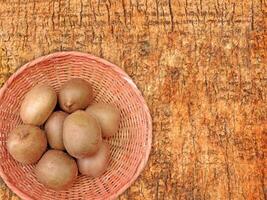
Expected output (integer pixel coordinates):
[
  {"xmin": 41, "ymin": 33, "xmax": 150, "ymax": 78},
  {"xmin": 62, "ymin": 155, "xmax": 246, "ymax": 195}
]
[
  {"xmin": 63, "ymin": 110, "xmax": 102, "ymax": 159},
  {"xmin": 44, "ymin": 111, "xmax": 68, "ymax": 150},
  {"xmin": 20, "ymin": 84, "xmax": 57, "ymax": 125},
  {"xmin": 7, "ymin": 125, "xmax": 47, "ymax": 164},
  {"xmin": 85, "ymin": 103, "xmax": 120, "ymax": 137},
  {"xmin": 77, "ymin": 142, "xmax": 110, "ymax": 177},
  {"xmin": 35, "ymin": 150, "xmax": 78, "ymax": 190},
  {"xmin": 59, "ymin": 78, "xmax": 93, "ymax": 113}
]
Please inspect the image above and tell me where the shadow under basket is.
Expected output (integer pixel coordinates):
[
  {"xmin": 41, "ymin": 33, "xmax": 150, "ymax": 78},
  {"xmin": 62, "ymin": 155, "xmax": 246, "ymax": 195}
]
[{"xmin": 0, "ymin": 52, "xmax": 152, "ymax": 200}]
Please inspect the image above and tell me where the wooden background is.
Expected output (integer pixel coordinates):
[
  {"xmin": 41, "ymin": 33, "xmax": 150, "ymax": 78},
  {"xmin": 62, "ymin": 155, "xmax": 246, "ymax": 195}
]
[{"xmin": 0, "ymin": 0, "xmax": 266, "ymax": 199}]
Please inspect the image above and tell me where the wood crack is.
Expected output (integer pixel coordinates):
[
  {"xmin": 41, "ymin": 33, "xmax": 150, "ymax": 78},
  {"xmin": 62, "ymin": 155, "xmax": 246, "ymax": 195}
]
[{"xmin": 168, "ymin": 0, "xmax": 174, "ymax": 32}]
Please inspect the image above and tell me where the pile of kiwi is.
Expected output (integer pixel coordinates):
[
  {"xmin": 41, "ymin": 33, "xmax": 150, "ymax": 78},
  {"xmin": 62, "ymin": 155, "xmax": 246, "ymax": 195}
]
[{"xmin": 7, "ymin": 78, "xmax": 120, "ymax": 190}]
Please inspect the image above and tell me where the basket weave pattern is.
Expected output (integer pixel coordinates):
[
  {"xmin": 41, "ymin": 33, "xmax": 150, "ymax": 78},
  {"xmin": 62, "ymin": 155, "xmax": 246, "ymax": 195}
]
[{"xmin": 0, "ymin": 52, "xmax": 152, "ymax": 200}]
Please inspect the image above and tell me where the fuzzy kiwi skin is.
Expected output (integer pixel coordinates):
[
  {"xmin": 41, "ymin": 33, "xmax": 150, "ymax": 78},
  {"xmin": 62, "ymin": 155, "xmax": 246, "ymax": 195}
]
[
  {"xmin": 59, "ymin": 78, "xmax": 93, "ymax": 113},
  {"xmin": 45, "ymin": 111, "xmax": 68, "ymax": 150},
  {"xmin": 86, "ymin": 103, "xmax": 120, "ymax": 138},
  {"xmin": 7, "ymin": 125, "xmax": 47, "ymax": 164},
  {"xmin": 63, "ymin": 110, "xmax": 102, "ymax": 159},
  {"xmin": 77, "ymin": 142, "xmax": 110, "ymax": 177},
  {"xmin": 20, "ymin": 84, "xmax": 57, "ymax": 126},
  {"xmin": 35, "ymin": 150, "xmax": 78, "ymax": 190}
]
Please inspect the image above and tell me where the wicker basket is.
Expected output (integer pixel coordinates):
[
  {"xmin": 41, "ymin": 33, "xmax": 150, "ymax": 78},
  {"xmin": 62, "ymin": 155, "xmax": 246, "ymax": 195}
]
[{"xmin": 0, "ymin": 52, "xmax": 152, "ymax": 200}]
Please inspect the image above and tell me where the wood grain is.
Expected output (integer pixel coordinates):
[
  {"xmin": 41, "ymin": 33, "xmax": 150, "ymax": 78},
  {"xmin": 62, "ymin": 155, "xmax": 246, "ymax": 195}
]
[{"xmin": 0, "ymin": 0, "xmax": 266, "ymax": 199}]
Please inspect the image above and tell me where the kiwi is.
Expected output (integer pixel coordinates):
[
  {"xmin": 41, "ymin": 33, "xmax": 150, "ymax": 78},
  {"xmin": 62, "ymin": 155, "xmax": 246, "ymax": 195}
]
[
  {"xmin": 20, "ymin": 84, "xmax": 57, "ymax": 125},
  {"xmin": 85, "ymin": 103, "xmax": 120, "ymax": 137},
  {"xmin": 63, "ymin": 110, "xmax": 102, "ymax": 159},
  {"xmin": 35, "ymin": 150, "xmax": 78, "ymax": 190},
  {"xmin": 7, "ymin": 125, "xmax": 47, "ymax": 164},
  {"xmin": 77, "ymin": 142, "xmax": 110, "ymax": 177},
  {"xmin": 59, "ymin": 78, "xmax": 93, "ymax": 113},
  {"xmin": 45, "ymin": 111, "xmax": 68, "ymax": 150}
]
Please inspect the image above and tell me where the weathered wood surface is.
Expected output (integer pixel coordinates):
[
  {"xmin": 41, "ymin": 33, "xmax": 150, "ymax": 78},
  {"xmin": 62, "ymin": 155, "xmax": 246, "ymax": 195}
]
[{"xmin": 0, "ymin": 0, "xmax": 266, "ymax": 199}]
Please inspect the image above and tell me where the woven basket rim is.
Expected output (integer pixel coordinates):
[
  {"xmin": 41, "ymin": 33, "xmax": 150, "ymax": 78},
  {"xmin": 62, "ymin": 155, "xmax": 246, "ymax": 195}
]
[{"xmin": 0, "ymin": 51, "xmax": 152, "ymax": 200}]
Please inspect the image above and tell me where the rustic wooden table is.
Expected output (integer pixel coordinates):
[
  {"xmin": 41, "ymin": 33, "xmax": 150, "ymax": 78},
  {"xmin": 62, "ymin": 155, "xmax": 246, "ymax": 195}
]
[{"xmin": 0, "ymin": 0, "xmax": 266, "ymax": 199}]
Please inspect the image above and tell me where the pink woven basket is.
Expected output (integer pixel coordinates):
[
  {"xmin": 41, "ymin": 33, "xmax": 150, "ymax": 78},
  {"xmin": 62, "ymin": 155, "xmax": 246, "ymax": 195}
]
[{"xmin": 0, "ymin": 52, "xmax": 152, "ymax": 200}]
